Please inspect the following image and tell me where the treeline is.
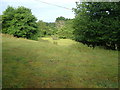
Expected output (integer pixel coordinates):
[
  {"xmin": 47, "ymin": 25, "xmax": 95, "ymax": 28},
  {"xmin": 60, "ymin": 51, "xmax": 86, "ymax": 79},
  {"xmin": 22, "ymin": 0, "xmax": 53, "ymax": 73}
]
[
  {"xmin": 1, "ymin": 2, "xmax": 120, "ymax": 50},
  {"xmin": 73, "ymin": 2, "xmax": 120, "ymax": 50},
  {"xmin": 1, "ymin": 6, "xmax": 74, "ymax": 40},
  {"xmin": 37, "ymin": 16, "xmax": 74, "ymax": 39}
]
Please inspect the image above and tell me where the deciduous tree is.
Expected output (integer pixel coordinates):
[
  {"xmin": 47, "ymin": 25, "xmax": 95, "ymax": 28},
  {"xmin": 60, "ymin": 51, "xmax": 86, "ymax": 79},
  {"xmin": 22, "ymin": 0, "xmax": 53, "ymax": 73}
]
[
  {"xmin": 2, "ymin": 6, "xmax": 38, "ymax": 40},
  {"xmin": 73, "ymin": 2, "xmax": 120, "ymax": 50}
]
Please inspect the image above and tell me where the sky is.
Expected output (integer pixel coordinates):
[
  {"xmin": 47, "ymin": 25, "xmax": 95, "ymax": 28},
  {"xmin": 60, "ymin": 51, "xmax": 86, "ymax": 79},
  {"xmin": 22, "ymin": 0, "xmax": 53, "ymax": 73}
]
[{"xmin": 1, "ymin": 0, "xmax": 80, "ymax": 22}]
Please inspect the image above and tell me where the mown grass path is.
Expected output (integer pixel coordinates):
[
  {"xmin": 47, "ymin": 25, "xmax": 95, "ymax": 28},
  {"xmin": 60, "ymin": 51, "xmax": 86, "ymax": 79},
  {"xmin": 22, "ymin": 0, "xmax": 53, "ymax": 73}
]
[{"xmin": 2, "ymin": 34, "xmax": 118, "ymax": 88}]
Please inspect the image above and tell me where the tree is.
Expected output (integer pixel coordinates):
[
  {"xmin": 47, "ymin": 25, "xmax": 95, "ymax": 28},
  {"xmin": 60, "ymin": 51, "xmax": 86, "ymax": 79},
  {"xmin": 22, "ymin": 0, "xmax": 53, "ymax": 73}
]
[
  {"xmin": 55, "ymin": 16, "xmax": 74, "ymax": 39},
  {"xmin": 37, "ymin": 20, "xmax": 48, "ymax": 37},
  {"xmin": 56, "ymin": 19, "xmax": 74, "ymax": 39},
  {"xmin": 55, "ymin": 16, "xmax": 66, "ymax": 21},
  {"xmin": 2, "ymin": 6, "xmax": 38, "ymax": 40},
  {"xmin": 37, "ymin": 20, "xmax": 56, "ymax": 37},
  {"xmin": 73, "ymin": 2, "xmax": 120, "ymax": 50},
  {"xmin": 46, "ymin": 22, "xmax": 57, "ymax": 35}
]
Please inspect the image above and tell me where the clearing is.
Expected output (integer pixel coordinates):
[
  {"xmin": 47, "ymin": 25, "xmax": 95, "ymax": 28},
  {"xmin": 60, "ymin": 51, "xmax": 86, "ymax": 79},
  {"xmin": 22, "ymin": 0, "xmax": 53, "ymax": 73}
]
[{"xmin": 2, "ymin": 34, "xmax": 118, "ymax": 88}]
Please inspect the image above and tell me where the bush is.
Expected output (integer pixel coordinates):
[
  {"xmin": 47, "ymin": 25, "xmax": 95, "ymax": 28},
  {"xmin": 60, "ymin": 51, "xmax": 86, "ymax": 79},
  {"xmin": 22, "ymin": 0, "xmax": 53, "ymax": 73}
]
[{"xmin": 2, "ymin": 6, "xmax": 39, "ymax": 40}]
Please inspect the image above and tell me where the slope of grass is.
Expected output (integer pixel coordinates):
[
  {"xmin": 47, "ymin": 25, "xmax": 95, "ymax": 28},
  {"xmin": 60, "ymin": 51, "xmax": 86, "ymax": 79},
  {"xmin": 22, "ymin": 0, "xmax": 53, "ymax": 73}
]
[{"xmin": 2, "ymin": 34, "xmax": 118, "ymax": 88}]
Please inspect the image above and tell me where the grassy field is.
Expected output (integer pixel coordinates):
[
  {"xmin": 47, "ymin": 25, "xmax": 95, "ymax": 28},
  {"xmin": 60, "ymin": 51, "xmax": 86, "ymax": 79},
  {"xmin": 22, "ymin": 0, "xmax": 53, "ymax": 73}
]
[{"xmin": 2, "ymin": 34, "xmax": 118, "ymax": 88}]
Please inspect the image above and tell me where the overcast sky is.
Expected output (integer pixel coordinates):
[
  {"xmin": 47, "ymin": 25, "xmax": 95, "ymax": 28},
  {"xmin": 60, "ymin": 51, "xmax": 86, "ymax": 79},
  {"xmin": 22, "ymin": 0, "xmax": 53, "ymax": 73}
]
[{"xmin": 1, "ymin": 0, "xmax": 80, "ymax": 22}]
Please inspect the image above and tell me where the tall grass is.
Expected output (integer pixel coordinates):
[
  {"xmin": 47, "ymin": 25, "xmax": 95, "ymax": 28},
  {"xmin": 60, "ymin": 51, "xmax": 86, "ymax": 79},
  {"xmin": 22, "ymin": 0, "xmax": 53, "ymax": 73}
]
[{"xmin": 2, "ymin": 34, "xmax": 118, "ymax": 88}]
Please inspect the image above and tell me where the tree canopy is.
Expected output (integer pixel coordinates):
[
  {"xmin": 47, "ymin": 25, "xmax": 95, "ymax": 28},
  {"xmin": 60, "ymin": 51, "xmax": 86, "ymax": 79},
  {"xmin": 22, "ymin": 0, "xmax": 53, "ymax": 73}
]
[
  {"xmin": 56, "ymin": 19, "xmax": 74, "ymax": 39},
  {"xmin": 55, "ymin": 16, "xmax": 70, "ymax": 22},
  {"xmin": 2, "ymin": 6, "xmax": 38, "ymax": 40},
  {"xmin": 37, "ymin": 20, "xmax": 56, "ymax": 37},
  {"xmin": 73, "ymin": 2, "xmax": 120, "ymax": 50}
]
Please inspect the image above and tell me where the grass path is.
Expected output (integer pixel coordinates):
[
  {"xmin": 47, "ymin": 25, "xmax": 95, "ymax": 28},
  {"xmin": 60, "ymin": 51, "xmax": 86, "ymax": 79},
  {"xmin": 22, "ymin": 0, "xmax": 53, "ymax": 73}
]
[
  {"xmin": 2, "ymin": 34, "xmax": 118, "ymax": 88},
  {"xmin": 41, "ymin": 37, "xmax": 77, "ymax": 46}
]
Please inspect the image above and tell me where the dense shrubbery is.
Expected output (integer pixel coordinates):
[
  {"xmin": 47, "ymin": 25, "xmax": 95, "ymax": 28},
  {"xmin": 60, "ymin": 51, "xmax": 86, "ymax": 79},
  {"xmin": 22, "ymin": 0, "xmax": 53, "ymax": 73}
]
[
  {"xmin": 55, "ymin": 19, "xmax": 74, "ymax": 39},
  {"xmin": 73, "ymin": 2, "xmax": 120, "ymax": 50},
  {"xmin": 37, "ymin": 20, "xmax": 57, "ymax": 37},
  {"xmin": 37, "ymin": 20, "xmax": 49, "ymax": 37},
  {"xmin": 37, "ymin": 18, "xmax": 74, "ymax": 39},
  {"xmin": 2, "ymin": 6, "xmax": 38, "ymax": 40}
]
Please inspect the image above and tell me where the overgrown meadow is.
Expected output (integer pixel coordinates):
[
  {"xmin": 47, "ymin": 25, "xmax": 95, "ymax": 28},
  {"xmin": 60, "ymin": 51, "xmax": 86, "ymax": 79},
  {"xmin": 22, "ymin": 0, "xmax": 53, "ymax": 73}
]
[
  {"xmin": 1, "ymin": 2, "xmax": 119, "ymax": 88},
  {"xmin": 2, "ymin": 34, "xmax": 118, "ymax": 88}
]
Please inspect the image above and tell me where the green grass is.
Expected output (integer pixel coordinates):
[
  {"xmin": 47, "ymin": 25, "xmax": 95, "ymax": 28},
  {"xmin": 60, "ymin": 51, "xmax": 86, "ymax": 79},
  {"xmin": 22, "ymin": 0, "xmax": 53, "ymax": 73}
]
[{"xmin": 2, "ymin": 34, "xmax": 118, "ymax": 88}]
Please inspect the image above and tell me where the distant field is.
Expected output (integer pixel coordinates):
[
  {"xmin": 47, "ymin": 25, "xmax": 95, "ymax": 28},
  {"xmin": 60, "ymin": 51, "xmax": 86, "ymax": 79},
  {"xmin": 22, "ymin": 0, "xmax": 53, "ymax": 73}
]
[{"xmin": 2, "ymin": 34, "xmax": 118, "ymax": 88}]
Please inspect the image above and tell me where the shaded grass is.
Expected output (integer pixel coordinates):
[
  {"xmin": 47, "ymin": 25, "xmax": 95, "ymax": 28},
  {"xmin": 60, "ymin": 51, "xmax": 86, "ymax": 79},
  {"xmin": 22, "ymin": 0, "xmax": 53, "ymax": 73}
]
[{"xmin": 2, "ymin": 34, "xmax": 118, "ymax": 88}]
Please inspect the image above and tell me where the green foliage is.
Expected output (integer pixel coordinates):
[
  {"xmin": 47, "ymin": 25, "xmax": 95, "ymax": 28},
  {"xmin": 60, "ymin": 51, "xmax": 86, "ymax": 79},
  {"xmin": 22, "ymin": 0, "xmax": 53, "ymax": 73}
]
[
  {"xmin": 37, "ymin": 16, "xmax": 74, "ymax": 39},
  {"xmin": 55, "ymin": 16, "xmax": 70, "ymax": 22},
  {"xmin": 37, "ymin": 20, "xmax": 48, "ymax": 37},
  {"xmin": 46, "ymin": 22, "xmax": 57, "ymax": 35},
  {"xmin": 0, "ymin": 15, "xmax": 2, "ymax": 32},
  {"xmin": 56, "ymin": 16, "xmax": 66, "ymax": 21},
  {"xmin": 56, "ymin": 20, "xmax": 74, "ymax": 39},
  {"xmin": 2, "ymin": 6, "xmax": 38, "ymax": 40},
  {"xmin": 37, "ymin": 20, "xmax": 56, "ymax": 37},
  {"xmin": 55, "ymin": 16, "xmax": 74, "ymax": 39},
  {"xmin": 73, "ymin": 2, "xmax": 120, "ymax": 50}
]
